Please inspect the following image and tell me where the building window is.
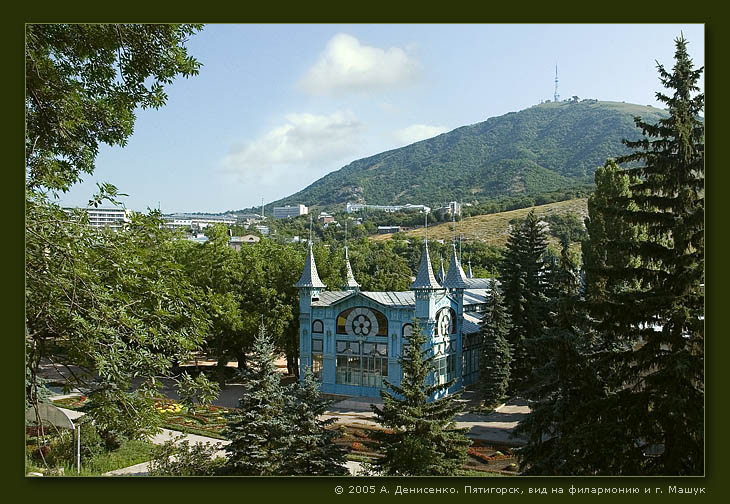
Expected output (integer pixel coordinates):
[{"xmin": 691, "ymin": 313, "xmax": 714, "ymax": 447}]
[
  {"xmin": 402, "ymin": 323, "xmax": 413, "ymax": 339},
  {"xmin": 336, "ymin": 307, "xmax": 388, "ymax": 336},
  {"xmin": 335, "ymin": 340, "xmax": 388, "ymax": 387},
  {"xmin": 462, "ymin": 332, "xmax": 481, "ymax": 380},
  {"xmin": 312, "ymin": 319, "xmax": 324, "ymax": 334},
  {"xmin": 434, "ymin": 339, "xmax": 457, "ymax": 385},
  {"xmin": 311, "ymin": 338, "xmax": 323, "ymax": 381}
]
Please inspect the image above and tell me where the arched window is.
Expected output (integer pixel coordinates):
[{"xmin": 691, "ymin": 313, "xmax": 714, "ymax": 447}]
[
  {"xmin": 336, "ymin": 307, "xmax": 388, "ymax": 337},
  {"xmin": 402, "ymin": 323, "xmax": 413, "ymax": 339},
  {"xmin": 312, "ymin": 319, "xmax": 324, "ymax": 334}
]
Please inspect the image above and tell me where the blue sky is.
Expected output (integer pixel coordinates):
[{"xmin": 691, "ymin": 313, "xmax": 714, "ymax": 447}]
[{"xmin": 58, "ymin": 24, "xmax": 704, "ymax": 214}]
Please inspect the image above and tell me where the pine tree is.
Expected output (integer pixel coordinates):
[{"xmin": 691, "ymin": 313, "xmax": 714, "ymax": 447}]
[
  {"xmin": 500, "ymin": 210, "xmax": 550, "ymax": 391},
  {"xmin": 282, "ymin": 367, "xmax": 348, "ymax": 476},
  {"xmin": 223, "ymin": 323, "xmax": 292, "ymax": 475},
  {"xmin": 479, "ymin": 279, "xmax": 511, "ymax": 409},
  {"xmin": 370, "ymin": 319, "xmax": 471, "ymax": 476}
]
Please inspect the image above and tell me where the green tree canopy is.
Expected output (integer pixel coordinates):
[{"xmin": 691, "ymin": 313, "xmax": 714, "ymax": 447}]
[{"xmin": 26, "ymin": 24, "xmax": 202, "ymax": 192}]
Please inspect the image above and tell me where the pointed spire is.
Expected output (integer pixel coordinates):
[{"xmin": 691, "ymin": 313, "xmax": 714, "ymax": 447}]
[
  {"xmin": 443, "ymin": 243, "xmax": 469, "ymax": 289},
  {"xmin": 411, "ymin": 240, "xmax": 441, "ymax": 290},
  {"xmin": 343, "ymin": 246, "xmax": 360, "ymax": 290},
  {"xmin": 467, "ymin": 260, "xmax": 473, "ymax": 279},
  {"xmin": 437, "ymin": 254, "xmax": 446, "ymax": 284},
  {"xmin": 295, "ymin": 242, "xmax": 326, "ymax": 288}
]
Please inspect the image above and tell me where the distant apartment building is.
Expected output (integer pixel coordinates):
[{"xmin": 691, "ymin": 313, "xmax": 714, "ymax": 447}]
[
  {"xmin": 318, "ymin": 211, "xmax": 335, "ymax": 224},
  {"xmin": 64, "ymin": 207, "xmax": 131, "ymax": 231},
  {"xmin": 434, "ymin": 201, "xmax": 462, "ymax": 219},
  {"xmin": 273, "ymin": 204, "xmax": 308, "ymax": 219},
  {"xmin": 378, "ymin": 225, "xmax": 402, "ymax": 234},
  {"xmin": 163, "ymin": 214, "xmax": 236, "ymax": 230},
  {"xmin": 346, "ymin": 202, "xmax": 431, "ymax": 214}
]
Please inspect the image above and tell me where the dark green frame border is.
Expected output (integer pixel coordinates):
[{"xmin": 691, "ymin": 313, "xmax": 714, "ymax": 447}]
[{"xmin": 7, "ymin": 7, "xmax": 720, "ymax": 501}]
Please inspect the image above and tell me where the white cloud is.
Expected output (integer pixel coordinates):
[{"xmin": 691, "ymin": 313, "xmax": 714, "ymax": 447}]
[
  {"xmin": 298, "ymin": 33, "xmax": 421, "ymax": 95},
  {"xmin": 392, "ymin": 124, "xmax": 448, "ymax": 145},
  {"xmin": 222, "ymin": 111, "xmax": 363, "ymax": 197}
]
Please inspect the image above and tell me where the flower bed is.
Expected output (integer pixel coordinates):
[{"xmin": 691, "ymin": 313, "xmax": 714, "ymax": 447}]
[
  {"xmin": 51, "ymin": 395, "xmax": 88, "ymax": 410},
  {"xmin": 152, "ymin": 398, "xmax": 235, "ymax": 439}
]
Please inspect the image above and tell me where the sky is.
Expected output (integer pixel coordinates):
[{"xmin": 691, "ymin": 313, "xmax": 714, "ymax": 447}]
[{"xmin": 58, "ymin": 24, "xmax": 705, "ymax": 214}]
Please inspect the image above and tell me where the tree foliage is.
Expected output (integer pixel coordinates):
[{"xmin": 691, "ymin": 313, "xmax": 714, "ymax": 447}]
[
  {"xmin": 26, "ymin": 24, "xmax": 202, "ymax": 192},
  {"xmin": 500, "ymin": 210, "xmax": 550, "ymax": 391},
  {"xmin": 148, "ymin": 434, "xmax": 225, "ymax": 476},
  {"xmin": 223, "ymin": 324, "xmax": 292, "ymax": 475},
  {"xmin": 25, "ymin": 23, "xmax": 210, "ymax": 441},
  {"xmin": 369, "ymin": 320, "xmax": 471, "ymax": 476},
  {"xmin": 590, "ymin": 35, "xmax": 704, "ymax": 475},
  {"xmin": 519, "ymin": 36, "xmax": 704, "ymax": 476},
  {"xmin": 479, "ymin": 279, "xmax": 511, "ymax": 408},
  {"xmin": 282, "ymin": 368, "xmax": 348, "ymax": 475}
]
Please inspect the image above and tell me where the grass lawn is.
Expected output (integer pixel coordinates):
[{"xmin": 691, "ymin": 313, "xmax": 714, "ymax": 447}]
[
  {"xmin": 26, "ymin": 438, "xmax": 156, "ymax": 476},
  {"xmin": 371, "ymin": 198, "xmax": 588, "ymax": 250}
]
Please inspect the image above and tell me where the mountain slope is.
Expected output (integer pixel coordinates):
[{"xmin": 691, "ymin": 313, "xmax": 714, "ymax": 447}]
[{"xmin": 260, "ymin": 100, "xmax": 667, "ymax": 210}]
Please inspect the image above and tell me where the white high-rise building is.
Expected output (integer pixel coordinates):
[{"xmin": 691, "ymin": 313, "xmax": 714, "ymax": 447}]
[
  {"xmin": 273, "ymin": 204, "xmax": 308, "ymax": 219},
  {"xmin": 65, "ymin": 207, "xmax": 131, "ymax": 230}
]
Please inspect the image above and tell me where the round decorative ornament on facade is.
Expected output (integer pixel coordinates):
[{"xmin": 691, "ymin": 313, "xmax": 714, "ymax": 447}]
[{"xmin": 345, "ymin": 307, "xmax": 379, "ymax": 337}]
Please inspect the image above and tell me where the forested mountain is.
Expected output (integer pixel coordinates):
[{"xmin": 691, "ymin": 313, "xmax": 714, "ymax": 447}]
[{"xmin": 257, "ymin": 101, "xmax": 667, "ymax": 211}]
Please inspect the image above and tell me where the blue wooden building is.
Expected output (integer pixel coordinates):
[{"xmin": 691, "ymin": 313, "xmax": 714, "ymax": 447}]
[{"xmin": 296, "ymin": 241, "xmax": 492, "ymax": 398}]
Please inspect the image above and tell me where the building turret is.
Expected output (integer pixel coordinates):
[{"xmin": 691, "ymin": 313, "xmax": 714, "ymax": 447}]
[
  {"xmin": 443, "ymin": 243, "xmax": 468, "ymax": 316},
  {"xmin": 411, "ymin": 240, "xmax": 442, "ymax": 290},
  {"xmin": 295, "ymin": 242, "xmax": 326, "ymax": 309},
  {"xmin": 342, "ymin": 246, "xmax": 360, "ymax": 291},
  {"xmin": 467, "ymin": 260, "xmax": 474, "ymax": 279},
  {"xmin": 443, "ymin": 243, "xmax": 469, "ymax": 290},
  {"xmin": 411, "ymin": 240, "xmax": 442, "ymax": 337},
  {"xmin": 437, "ymin": 255, "xmax": 446, "ymax": 285},
  {"xmin": 296, "ymin": 243, "xmax": 326, "ymax": 385}
]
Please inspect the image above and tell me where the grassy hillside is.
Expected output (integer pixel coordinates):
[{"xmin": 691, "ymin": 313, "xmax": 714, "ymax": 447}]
[
  {"xmin": 256, "ymin": 100, "xmax": 665, "ymax": 212},
  {"xmin": 371, "ymin": 198, "xmax": 589, "ymax": 249}
]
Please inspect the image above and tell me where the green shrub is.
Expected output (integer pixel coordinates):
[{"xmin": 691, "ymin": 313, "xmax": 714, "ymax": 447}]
[{"xmin": 148, "ymin": 434, "xmax": 225, "ymax": 476}]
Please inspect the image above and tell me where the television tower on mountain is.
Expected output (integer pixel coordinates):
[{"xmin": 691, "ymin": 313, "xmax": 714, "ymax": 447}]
[{"xmin": 554, "ymin": 64, "xmax": 559, "ymax": 103}]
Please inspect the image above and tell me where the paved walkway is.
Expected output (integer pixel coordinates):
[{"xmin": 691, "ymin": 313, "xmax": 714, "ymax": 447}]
[
  {"xmin": 48, "ymin": 384, "xmax": 529, "ymax": 476},
  {"xmin": 325, "ymin": 395, "xmax": 530, "ymax": 446}
]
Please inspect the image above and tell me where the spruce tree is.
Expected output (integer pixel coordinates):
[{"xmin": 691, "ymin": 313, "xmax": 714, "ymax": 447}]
[
  {"xmin": 500, "ymin": 210, "xmax": 550, "ymax": 391},
  {"xmin": 611, "ymin": 35, "xmax": 703, "ymax": 475},
  {"xmin": 223, "ymin": 323, "xmax": 292, "ymax": 475},
  {"xmin": 281, "ymin": 367, "xmax": 348, "ymax": 476},
  {"xmin": 479, "ymin": 279, "xmax": 511, "ymax": 409},
  {"xmin": 370, "ymin": 319, "xmax": 471, "ymax": 476},
  {"xmin": 579, "ymin": 36, "xmax": 704, "ymax": 475},
  {"xmin": 515, "ymin": 239, "xmax": 605, "ymax": 474}
]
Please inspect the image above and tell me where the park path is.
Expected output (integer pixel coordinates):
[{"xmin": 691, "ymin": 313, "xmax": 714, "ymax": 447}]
[
  {"xmin": 324, "ymin": 395, "xmax": 530, "ymax": 446},
  {"xmin": 50, "ymin": 386, "xmax": 528, "ymax": 476}
]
